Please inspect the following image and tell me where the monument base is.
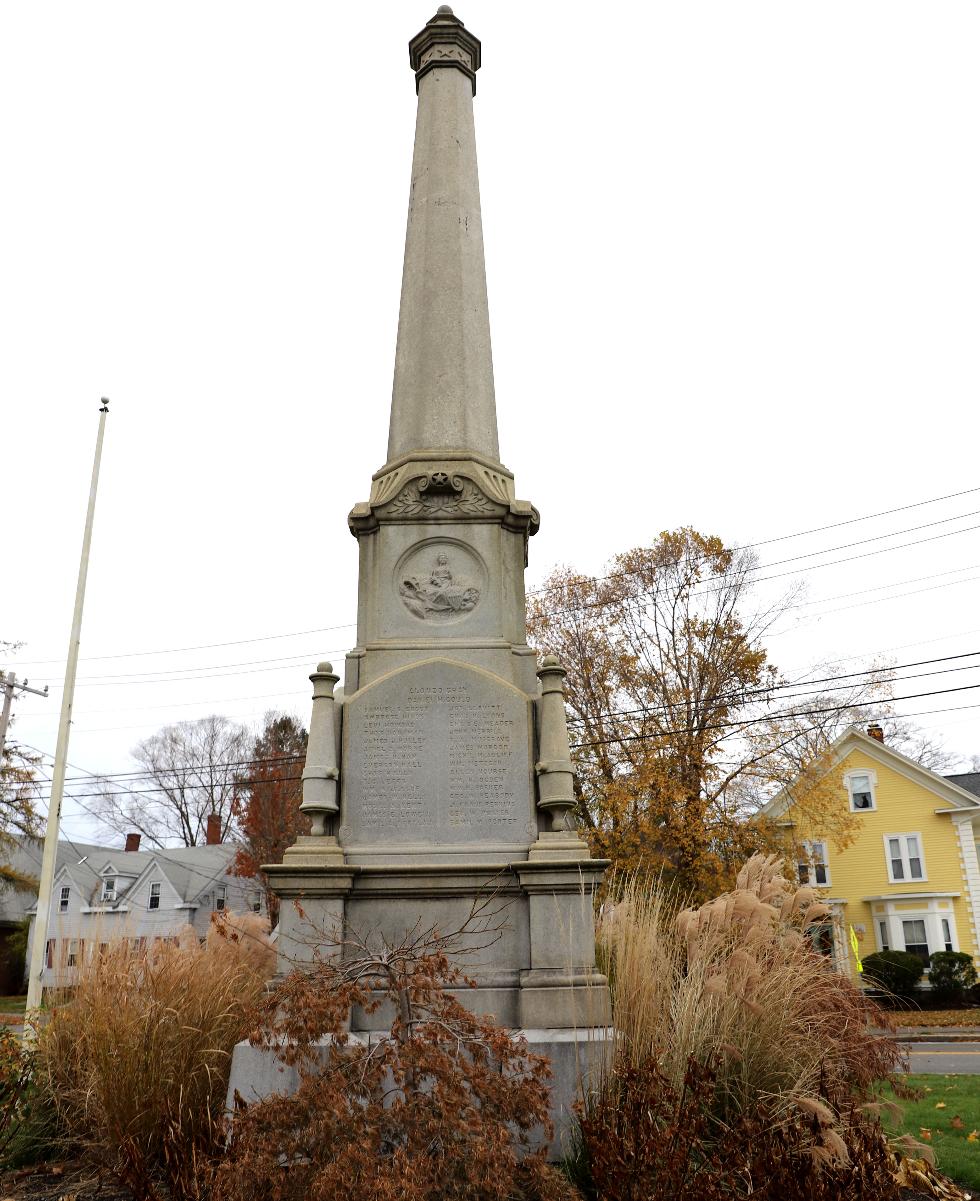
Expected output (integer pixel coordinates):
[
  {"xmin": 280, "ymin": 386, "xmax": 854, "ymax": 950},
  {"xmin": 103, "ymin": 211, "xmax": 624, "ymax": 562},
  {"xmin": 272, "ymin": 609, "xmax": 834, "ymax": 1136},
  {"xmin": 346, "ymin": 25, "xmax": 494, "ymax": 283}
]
[
  {"xmin": 225, "ymin": 1025, "xmax": 613, "ymax": 1157},
  {"xmin": 227, "ymin": 853, "xmax": 611, "ymax": 1158}
]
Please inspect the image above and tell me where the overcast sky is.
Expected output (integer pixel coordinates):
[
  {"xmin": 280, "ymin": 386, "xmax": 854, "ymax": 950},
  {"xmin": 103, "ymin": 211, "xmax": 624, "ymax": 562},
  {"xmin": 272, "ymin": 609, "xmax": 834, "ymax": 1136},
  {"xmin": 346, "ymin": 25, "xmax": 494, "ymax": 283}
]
[{"xmin": 2, "ymin": 1, "xmax": 979, "ymax": 845}]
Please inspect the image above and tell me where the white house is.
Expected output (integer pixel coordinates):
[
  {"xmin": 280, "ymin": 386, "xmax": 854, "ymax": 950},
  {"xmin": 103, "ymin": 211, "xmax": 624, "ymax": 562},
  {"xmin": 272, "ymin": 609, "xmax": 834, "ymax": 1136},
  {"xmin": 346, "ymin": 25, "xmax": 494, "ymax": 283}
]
[{"xmin": 24, "ymin": 826, "xmax": 264, "ymax": 989}]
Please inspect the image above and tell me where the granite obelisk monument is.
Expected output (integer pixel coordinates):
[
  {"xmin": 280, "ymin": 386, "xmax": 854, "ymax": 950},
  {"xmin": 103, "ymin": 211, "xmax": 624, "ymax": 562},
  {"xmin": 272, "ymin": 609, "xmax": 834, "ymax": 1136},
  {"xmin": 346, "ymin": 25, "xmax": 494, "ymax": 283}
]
[{"xmin": 230, "ymin": 7, "xmax": 610, "ymax": 1139}]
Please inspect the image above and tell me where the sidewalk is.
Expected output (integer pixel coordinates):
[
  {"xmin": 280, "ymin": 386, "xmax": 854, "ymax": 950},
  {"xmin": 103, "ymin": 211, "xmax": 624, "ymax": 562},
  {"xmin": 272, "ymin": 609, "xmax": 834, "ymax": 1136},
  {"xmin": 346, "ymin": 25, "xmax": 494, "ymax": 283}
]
[{"xmin": 882, "ymin": 1025, "xmax": 980, "ymax": 1042}]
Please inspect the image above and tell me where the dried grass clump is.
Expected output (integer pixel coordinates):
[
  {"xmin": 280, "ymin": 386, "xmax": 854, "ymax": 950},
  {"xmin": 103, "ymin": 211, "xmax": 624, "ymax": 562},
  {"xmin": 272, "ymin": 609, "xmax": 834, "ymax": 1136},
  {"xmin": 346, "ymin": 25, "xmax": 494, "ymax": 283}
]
[
  {"xmin": 36, "ymin": 917, "xmax": 274, "ymax": 1201},
  {"xmin": 596, "ymin": 854, "xmax": 901, "ymax": 1172}
]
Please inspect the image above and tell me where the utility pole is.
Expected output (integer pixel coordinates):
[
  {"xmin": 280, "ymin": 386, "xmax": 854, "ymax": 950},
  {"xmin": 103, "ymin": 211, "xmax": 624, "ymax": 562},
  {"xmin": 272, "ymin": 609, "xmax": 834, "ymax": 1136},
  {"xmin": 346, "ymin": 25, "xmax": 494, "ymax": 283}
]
[
  {"xmin": 26, "ymin": 399, "xmax": 110, "ymax": 1015},
  {"xmin": 0, "ymin": 672, "xmax": 49, "ymax": 755}
]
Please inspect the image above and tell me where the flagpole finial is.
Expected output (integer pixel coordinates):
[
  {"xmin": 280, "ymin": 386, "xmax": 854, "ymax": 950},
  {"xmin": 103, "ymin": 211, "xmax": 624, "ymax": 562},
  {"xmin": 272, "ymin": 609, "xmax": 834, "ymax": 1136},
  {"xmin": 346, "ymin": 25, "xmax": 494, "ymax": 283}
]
[{"xmin": 99, "ymin": 397, "xmax": 109, "ymax": 413}]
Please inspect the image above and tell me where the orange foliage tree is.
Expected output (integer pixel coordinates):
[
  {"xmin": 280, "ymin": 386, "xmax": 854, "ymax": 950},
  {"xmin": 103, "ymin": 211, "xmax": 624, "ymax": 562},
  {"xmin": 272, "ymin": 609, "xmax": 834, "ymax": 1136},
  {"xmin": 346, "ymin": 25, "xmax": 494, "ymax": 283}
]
[
  {"xmin": 232, "ymin": 712, "xmax": 310, "ymax": 921},
  {"xmin": 214, "ymin": 916, "xmax": 571, "ymax": 1201},
  {"xmin": 527, "ymin": 528, "xmax": 895, "ymax": 899}
]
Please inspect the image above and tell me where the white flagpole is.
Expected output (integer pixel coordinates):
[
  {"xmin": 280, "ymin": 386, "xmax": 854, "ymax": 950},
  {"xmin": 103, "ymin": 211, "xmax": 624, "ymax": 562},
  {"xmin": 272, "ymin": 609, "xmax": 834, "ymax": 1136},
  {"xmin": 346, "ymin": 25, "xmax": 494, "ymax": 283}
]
[{"xmin": 26, "ymin": 399, "xmax": 110, "ymax": 1015}]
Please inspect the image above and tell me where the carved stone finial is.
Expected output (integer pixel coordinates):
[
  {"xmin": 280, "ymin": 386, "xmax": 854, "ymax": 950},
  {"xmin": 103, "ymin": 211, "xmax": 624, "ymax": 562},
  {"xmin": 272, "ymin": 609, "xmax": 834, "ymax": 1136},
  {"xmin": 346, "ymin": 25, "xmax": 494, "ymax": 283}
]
[
  {"xmin": 409, "ymin": 7, "xmax": 481, "ymax": 95},
  {"xmin": 317, "ymin": 661, "xmax": 333, "ymax": 674}
]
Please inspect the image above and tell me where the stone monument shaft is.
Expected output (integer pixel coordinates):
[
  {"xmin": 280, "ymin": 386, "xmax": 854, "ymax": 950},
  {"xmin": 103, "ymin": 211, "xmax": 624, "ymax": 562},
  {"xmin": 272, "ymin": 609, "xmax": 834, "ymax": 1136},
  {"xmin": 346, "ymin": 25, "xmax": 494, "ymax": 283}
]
[{"xmin": 389, "ymin": 6, "xmax": 498, "ymax": 462}]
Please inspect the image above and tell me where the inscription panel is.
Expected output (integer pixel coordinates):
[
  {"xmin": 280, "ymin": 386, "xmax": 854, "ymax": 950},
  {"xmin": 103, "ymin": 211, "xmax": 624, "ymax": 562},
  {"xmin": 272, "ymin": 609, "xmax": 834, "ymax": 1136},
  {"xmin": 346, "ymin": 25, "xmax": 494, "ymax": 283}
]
[{"xmin": 342, "ymin": 661, "xmax": 533, "ymax": 847}]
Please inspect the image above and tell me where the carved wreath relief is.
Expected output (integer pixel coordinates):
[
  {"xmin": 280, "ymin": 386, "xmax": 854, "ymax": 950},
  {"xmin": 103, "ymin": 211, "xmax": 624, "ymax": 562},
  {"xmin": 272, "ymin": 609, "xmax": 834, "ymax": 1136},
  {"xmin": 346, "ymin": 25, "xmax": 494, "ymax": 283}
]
[
  {"xmin": 400, "ymin": 551, "xmax": 480, "ymax": 621},
  {"xmin": 386, "ymin": 474, "xmax": 499, "ymax": 518}
]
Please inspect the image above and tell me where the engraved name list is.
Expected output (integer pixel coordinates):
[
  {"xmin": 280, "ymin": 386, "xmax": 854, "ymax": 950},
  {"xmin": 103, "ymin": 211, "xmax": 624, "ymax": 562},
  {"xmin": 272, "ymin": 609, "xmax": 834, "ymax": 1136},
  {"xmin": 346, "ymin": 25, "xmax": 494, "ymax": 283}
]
[{"xmin": 343, "ymin": 667, "xmax": 532, "ymax": 847}]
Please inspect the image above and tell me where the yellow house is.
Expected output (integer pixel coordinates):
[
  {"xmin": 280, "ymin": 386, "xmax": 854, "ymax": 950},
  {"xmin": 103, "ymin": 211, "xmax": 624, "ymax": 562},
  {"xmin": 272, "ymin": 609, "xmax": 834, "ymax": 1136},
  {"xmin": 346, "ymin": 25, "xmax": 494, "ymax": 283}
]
[{"xmin": 760, "ymin": 723, "xmax": 980, "ymax": 980}]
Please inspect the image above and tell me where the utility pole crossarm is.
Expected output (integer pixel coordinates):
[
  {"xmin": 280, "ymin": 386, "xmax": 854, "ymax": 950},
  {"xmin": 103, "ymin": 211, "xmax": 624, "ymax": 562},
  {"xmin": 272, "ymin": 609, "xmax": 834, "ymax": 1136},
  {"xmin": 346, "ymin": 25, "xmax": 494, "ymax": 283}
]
[{"xmin": 0, "ymin": 673, "xmax": 48, "ymax": 757}]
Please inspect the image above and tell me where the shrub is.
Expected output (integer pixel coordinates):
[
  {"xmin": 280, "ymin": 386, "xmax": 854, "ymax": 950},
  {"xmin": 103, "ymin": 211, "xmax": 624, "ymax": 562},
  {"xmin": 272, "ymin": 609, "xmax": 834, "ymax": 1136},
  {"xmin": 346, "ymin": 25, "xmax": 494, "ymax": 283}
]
[
  {"xmin": 35, "ymin": 915, "xmax": 274, "ymax": 1201},
  {"xmin": 214, "ymin": 921, "xmax": 574, "ymax": 1201},
  {"xmin": 577, "ymin": 1054, "xmax": 902, "ymax": 1201},
  {"xmin": 0, "ymin": 1026, "xmax": 58, "ymax": 1168},
  {"xmin": 862, "ymin": 951, "xmax": 925, "ymax": 999},
  {"xmin": 927, "ymin": 950, "xmax": 977, "ymax": 1003}
]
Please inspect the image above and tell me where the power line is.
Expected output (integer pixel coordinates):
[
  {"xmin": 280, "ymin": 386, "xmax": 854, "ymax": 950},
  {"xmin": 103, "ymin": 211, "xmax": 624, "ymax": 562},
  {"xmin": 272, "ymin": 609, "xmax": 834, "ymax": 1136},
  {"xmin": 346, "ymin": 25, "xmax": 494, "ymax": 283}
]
[
  {"xmin": 9, "ymin": 622, "xmax": 358, "ymax": 668},
  {"xmin": 21, "ymin": 651, "xmax": 980, "ymax": 796},
  {"xmin": 14, "ymin": 562, "xmax": 978, "ymax": 719},
  {"xmin": 26, "ymin": 527, "xmax": 980, "ymax": 691},
  {"xmin": 533, "ymin": 519, "xmax": 980, "ymax": 622},
  {"xmin": 12, "ymin": 484, "xmax": 980, "ymax": 671},
  {"xmin": 736, "ymin": 484, "xmax": 980, "ymax": 550},
  {"xmin": 564, "ymin": 652, "xmax": 980, "ymax": 727},
  {"xmin": 23, "ymin": 648, "xmax": 975, "ymax": 783},
  {"xmin": 569, "ymin": 680, "xmax": 980, "ymax": 751}
]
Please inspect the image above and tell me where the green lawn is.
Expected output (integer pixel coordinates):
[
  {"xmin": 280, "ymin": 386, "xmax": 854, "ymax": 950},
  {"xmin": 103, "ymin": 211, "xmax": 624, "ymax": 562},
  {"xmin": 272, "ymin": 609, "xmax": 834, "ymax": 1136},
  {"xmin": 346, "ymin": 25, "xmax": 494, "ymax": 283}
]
[
  {"xmin": 882, "ymin": 1074, "xmax": 980, "ymax": 1190},
  {"xmin": 0, "ymin": 995, "xmax": 26, "ymax": 1013}
]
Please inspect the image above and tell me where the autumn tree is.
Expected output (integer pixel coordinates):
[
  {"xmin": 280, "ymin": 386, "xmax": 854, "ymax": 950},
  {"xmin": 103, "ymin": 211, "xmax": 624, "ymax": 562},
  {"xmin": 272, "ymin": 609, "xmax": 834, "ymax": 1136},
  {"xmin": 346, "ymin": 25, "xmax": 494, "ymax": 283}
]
[
  {"xmin": 0, "ymin": 640, "xmax": 42, "ymax": 892},
  {"xmin": 232, "ymin": 711, "xmax": 310, "ymax": 921},
  {"xmin": 94, "ymin": 715, "xmax": 251, "ymax": 848},
  {"xmin": 527, "ymin": 528, "xmax": 897, "ymax": 899}
]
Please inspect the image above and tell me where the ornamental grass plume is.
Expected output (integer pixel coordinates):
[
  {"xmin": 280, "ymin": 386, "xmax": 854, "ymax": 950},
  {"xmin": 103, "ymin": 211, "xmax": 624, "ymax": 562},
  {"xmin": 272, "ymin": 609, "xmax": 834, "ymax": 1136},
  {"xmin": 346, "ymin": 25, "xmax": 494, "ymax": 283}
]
[
  {"xmin": 35, "ymin": 916, "xmax": 274, "ymax": 1201},
  {"xmin": 596, "ymin": 855, "xmax": 901, "ymax": 1173}
]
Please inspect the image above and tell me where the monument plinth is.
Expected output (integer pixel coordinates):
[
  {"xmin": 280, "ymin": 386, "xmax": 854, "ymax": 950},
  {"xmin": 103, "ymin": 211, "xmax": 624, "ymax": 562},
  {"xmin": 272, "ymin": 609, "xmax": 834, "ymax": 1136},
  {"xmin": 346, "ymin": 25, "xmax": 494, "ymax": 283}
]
[{"xmin": 229, "ymin": 6, "xmax": 610, "ymax": 1145}]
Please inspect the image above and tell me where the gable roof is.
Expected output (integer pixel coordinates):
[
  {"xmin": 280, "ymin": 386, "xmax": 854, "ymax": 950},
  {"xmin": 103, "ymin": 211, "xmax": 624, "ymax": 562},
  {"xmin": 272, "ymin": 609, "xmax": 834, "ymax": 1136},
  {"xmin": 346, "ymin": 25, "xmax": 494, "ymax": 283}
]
[
  {"xmin": 0, "ymin": 836, "xmax": 106, "ymax": 925},
  {"xmin": 760, "ymin": 725, "xmax": 980, "ymax": 821},
  {"xmin": 8, "ymin": 837, "xmax": 239, "ymax": 920},
  {"xmin": 946, "ymin": 772, "xmax": 980, "ymax": 800}
]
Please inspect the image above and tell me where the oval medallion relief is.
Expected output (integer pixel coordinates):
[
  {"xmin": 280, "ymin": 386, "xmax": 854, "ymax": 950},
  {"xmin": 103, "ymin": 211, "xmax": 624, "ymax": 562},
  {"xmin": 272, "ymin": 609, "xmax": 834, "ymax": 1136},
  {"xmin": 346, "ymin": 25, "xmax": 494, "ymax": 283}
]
[{"xmin": 395, "ymin": 539, "xmax": 486, "ymax": 624}]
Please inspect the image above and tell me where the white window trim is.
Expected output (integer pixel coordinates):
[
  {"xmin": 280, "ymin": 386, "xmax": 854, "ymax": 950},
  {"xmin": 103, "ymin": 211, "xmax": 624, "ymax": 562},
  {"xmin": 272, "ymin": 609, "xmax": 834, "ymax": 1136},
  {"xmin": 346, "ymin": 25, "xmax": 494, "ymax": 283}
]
[
  {"xmin": 102, "ymin": 877, "xmax": 117, "ymax": 902},
  {"xmin": 148, "ymin": 881, "xmax": 162, "ymax": 911},
  {"xmin": 883, "ymin": 832, "xmax": 928, "ymax": 883},
  {"xmin": 58, "ymin": 885, "xmax": 70, "ymax": 912},
  {"xmin": 845, "ymin": 768, "xmax": 878, "ymax": 813},
  {"xmin": 873, "ymin": 899, "xmax": 958, "ymax": 957},
  {"xmin": 798, "ymin": 839, "xmax": 831, "ymax": 887}
]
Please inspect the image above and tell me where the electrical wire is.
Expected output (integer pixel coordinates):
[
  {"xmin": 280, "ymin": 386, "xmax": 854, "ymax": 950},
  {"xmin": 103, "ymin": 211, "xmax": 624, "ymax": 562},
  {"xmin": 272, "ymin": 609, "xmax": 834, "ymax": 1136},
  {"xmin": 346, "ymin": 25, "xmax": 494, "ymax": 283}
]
[
  {"xmin": 568, "ymin": 680, "xmax": 980, "ymax": 750},
  {"xmin": 10, "ymin": 484, "xmax": 980, "ymax": 670}
]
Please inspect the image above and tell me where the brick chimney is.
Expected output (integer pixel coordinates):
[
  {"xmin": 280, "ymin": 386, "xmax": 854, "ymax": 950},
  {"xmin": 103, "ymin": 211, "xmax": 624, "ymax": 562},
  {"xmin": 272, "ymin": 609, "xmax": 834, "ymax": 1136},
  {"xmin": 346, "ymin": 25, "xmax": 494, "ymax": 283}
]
[
  {"xmin": 205, "ymin": 814, "xmax": 222, "ymax": 846},
  {"xmin": 867, "ymin": 723, "xmax": 884, "ymax": 743},
  {"xmin": 125, "ymin": 832, "xmax": 141, "ymax": 853}
]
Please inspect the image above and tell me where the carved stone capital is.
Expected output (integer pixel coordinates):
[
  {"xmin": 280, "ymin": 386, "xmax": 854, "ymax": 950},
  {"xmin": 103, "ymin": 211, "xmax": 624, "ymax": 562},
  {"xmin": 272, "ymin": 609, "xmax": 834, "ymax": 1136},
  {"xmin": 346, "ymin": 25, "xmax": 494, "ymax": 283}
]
[
  {"xmin": 347, "ymin": 452, "xmax": 539, "ymax": 541},
  {"xmin": 409, "ymin": 7, "xmax": 481, "ymax": 95}
]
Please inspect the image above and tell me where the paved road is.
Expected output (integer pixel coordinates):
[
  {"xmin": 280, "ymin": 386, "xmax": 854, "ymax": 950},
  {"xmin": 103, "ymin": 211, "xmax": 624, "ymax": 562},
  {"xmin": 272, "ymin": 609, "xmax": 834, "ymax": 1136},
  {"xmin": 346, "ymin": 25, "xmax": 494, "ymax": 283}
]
[{"xmin": 901, "ymin": 1041, "xmax": 980, "ymax": 1073}]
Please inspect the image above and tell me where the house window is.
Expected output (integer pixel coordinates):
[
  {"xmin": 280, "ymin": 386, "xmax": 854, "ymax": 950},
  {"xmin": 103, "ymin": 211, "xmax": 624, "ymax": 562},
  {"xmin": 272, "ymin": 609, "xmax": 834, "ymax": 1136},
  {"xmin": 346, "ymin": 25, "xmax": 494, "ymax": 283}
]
[
  {"xmin": 102, "ymin": 877, "xmax": 116, "ymax": 902},
  {"xmin": 847, "ymin": 771, "xmax": 876, "ymax": 811},
  {"xmin": 59, "ymin": 886, "xmax": 70, "ymax": 912},
  {"xmin": 878, "ymin": 921, "xmax": 889, "ymax": 951},
  {"xmin": 942, "ymin": 918, "xmax": 954, "ymax": 953},
  {"xmin": 810, "ymin": 922, "xmax": 835, "ymax": 958},
  {"xmin": 797, "ymin": 840, "xmax": 830, "ymax": 887},
  {"xmin": 215, "ymin": 886, "xmax": 226, "ymax": 912},
  {"xmin": 250, "ymin": 892, "xmax": 262, "ymax": 914},
  {"xmin": 901, "ymin": 919, "xmax": 930, "ymax": 966},
  {"xmin": 45, "ymin": 939, "xmax": 55, "ymax": 969},
  {"xmin": 148, "ymin": 882, "xmax": 161, "ymax": 911},
  {"xmin": 66, "ymin": 940, "xmax": 81, "ymax": 968},
  {"xmin": 885, "ymin": 834, "xmax": 926, "ymax": 883}
]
